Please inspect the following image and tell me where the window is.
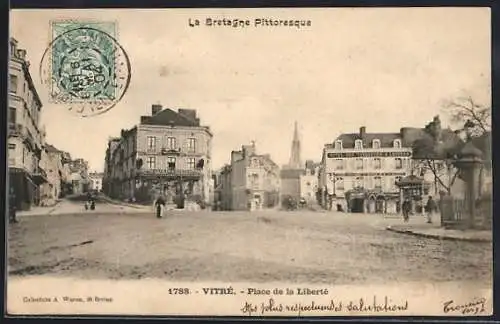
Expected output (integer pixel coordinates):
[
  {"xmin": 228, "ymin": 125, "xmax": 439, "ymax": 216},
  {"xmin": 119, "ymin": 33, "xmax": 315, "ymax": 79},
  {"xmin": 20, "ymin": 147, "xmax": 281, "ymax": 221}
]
[
  {"xmin": 355, "ymin": 139, "xmax": 363, "ymax": 149},
  {"xmin": 355, "ymin": 158, "xmax": 363, "ymax": 170},
  {"xmin": 166, "ymin": 137, "xmax": 176, "ymax": 150},
  {"xmin": 147, "ymin": 136, "xmax": 156, "ymax": 151},
  {"xmin": 336, "ymin": 177, "xmax": 344, "ymax": 190},
  {"xmin": 250, "ymin": 174, "xmax": 259, "ymax": 189},
  {"xmin": 22, "ymin": 148, "xmax": 25, "ymax": 164},
  {"xmin": 167, "ymin": 157, "xmax": 176, "ymax": 170},
  {"xmin": 355, "ymin": 177, "xmax": 363, "ymax": 188},
  {"xmin": 373, "ymin": 158, "xmax": 381, "ymax": 169},
  {"xmin": 395, "ymin": 158, "xmax": 403, "ymax": 169},
  {"xmin": 335, "ymin": 159, "xmax": 344, "ymax": 170},
  {"xmin": 187, "ymin": 158, "xmax": 196, "ymax": 169},
  {"xmin": 146, "ymin": 156, "xmax": 156, "ymax": 169},
  {"xmin": 9, "ymin": 74, "xmax": 17, "ymax": 94},
  {"xmin": 395, "ymin": 176, "xmax": 402, "ymax": 184},
  {"xmin": 335, "ymin": 140, "xmax": 343, "ymax": 150},
  {"xmin": 393, "ymin": 139, "xmax": 402, "ymax": 148},
  {"xmin": 372, "ymin": 139, "xmax": 381, "ymax": 149},
  {"xmin": 374, "ymin": 176, "xmax": 382, "ymax": 189},
  {"xmin": 187, "ymin": 138, "xmax": 196, "ymax": 153},
  {"xmin": 9, "ymin": 107, "xmax": 16, "ymax": 124}
]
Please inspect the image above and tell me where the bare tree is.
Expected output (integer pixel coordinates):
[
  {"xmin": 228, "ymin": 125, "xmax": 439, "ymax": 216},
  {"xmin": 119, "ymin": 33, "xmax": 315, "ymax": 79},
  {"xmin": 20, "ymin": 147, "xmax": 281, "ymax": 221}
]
[{"xmin": 443, "ymin": 96, "xmax": 491, "ymax": 137}]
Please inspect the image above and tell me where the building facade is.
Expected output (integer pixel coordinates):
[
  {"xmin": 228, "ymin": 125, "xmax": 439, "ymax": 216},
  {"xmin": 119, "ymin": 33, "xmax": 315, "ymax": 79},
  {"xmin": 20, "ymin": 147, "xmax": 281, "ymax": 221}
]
[
  {"xmin": 103, "ymin": 104, "xmax": 213, "ymax": 205},
  {"xmin": 300, "ymin": 160, "xmax": 320, "ymax": 203},
  {"xmin": 229, "ymin": 143, "xmax": 280, "ymax": 211},
  {"xmin": 214, "ymin": 164, "xmax": 233, "ymax": 210},
  {"xmin": 38, "ymin": 144, "xmax": 72, "ymax": 206},
  {"xmin": 68, "ymin": 158, "xmax": 90, "ymax": 194},
  {"xmin": 89, "ymin": 172, "xmax": 104, "ymax": 191},
  {"xmin": 8, "ymin": 38, "xmax": 48, "ymax": 210},
  {"xmin": 319, "ymin": 126, "xmax": 412, "ymax": 213}
]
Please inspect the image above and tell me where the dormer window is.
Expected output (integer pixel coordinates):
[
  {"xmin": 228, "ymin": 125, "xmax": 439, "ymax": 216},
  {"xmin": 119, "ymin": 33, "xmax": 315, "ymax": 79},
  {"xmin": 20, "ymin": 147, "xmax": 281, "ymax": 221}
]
[
  {"xmin": 334, "ymin": 140, "xmax": 342, "ymax": 150},
  {"xmin": 393, "ymin": 139, "xmax": 402, "ymax": 148},
  {"xmin": 372, "ymin": 139, "xmax": 381, "ymax": 149},
  {"xmin": 355, "ymin": 139, "xmax": 363, "ymax": 149}
]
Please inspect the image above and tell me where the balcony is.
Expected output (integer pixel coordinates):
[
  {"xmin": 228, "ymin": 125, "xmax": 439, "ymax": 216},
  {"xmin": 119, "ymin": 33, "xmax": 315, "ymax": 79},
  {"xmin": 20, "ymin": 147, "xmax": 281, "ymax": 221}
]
[
  {"xmin": 137, "ymin": 168, "xmax": 203, "ymax": 180},
  {"xmin": 32, "ymin": 166, "xmax": 48, "ymax": 185},
  {"xmin": 8, "ymin": 123, "xmax": 23, "ymax": 137}
]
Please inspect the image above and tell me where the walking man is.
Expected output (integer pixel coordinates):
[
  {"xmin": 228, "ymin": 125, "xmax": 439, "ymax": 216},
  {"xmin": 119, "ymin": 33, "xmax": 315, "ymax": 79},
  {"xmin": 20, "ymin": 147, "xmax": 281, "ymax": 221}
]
[
  {"xmin": 155, "ymin": 195, "xmax": 166, "ymax": 219},
  {"xmin": 425, "ymin": 196, "xmax": 437, "ymax": 224},
  {"xmin": 9, "ymin": 187, "xmax": 18, "ymax": 224},
  {"xmin": 402, "ymin": 197, "xmax": 411, "ymax": 222}
]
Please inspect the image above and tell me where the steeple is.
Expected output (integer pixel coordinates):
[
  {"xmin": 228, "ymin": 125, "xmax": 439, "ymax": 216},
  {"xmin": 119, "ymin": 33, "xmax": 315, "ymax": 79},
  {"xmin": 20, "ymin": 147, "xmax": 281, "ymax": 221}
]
[{"xmin": 288, "ymin": 121, "xmax": 302, "ymax": 169}]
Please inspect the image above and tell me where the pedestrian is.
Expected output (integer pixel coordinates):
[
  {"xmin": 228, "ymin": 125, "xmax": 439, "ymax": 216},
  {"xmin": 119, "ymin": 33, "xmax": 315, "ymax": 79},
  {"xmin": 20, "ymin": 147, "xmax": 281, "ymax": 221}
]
[
  {"xmin": 155, "ymin": 195, "xmax": 166, "ymax": 219},
  {"xmin": 425, "ymin": 196, "xmax": 437, "ymax": 224},
  {"xmin": 9, "ymin": 187, "xmax": 18, "ymax": 224},
  {"xmin": 402, "ymin": 198, "xmax": 411, "ymax": 222}
]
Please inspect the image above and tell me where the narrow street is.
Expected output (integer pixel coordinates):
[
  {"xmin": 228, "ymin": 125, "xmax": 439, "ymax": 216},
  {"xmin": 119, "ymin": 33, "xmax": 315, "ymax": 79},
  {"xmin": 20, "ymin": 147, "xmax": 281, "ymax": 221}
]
[{"xmin": 8, "ymin": 205, "xmax": 492, "ymax": 286}]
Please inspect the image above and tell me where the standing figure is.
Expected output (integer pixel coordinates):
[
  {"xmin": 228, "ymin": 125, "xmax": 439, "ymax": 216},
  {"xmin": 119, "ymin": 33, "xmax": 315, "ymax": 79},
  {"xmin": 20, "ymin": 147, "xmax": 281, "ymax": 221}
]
[
  {"xmin": 425, "ymin": 196, "xmax": 437, "ymax": 224},
  {"xmin": 402, "ymin": 198, "xmax": 411, "ymax": 222},
  {"xmin": 155, "ymin": 195, "xmax": 166, "ymax": 219},
  {"xmin": 9, "ymin": 187, "xmax": 18, "ymax": 224}
]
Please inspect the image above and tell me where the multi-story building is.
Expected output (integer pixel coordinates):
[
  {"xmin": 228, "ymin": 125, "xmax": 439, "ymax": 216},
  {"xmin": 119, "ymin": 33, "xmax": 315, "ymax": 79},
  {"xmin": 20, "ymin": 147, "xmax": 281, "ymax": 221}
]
[
  {"xmin": 229, "ymin": 143, "xmax": 280, "ymax": 211},
  {"xmin": 8, "ymin": 38, "xmax": 48, "ymax": 210},
  {"xmin": 319, "ymin": 126, "xmax": 413, "ymax": 213},
  {"xmin": 300, "ymin": 160, "xmax": 320, "ymax": 203},
  {"xmin": 214, "ymin": 164, "xmax": 233, "ymax": 210},
  {"xmin": 104, "ymin": 104, "xmax": 213, "ymax": 205},
  {"xmin": 88, "ymin": 172, "xmax": 104, "ymax": 191},
  {"xmin": 39, "ymin": 144, "xmax": 72, "ymax": 206},
  {"xmin": 68, "ymin": 158, "xmax": 90, "ymax": 194}
]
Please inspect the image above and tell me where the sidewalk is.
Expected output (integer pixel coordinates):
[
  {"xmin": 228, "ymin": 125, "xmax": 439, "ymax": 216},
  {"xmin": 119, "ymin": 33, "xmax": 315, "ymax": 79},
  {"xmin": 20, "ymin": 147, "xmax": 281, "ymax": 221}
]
[
  {"xmin": 98, "ymin": 195, "xmax": 152, "ymax": 211},
  {"xmin": 385, "ymin": 213, "xmax": 491, "ymax": 243}
]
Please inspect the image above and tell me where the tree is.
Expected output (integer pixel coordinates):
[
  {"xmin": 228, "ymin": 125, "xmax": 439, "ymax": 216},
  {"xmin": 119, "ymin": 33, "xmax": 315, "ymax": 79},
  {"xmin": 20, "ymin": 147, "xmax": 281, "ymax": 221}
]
[
  {"xmin": 443, "ymin": 96, "xmax": 491, "ymax": 137},
  {"xmin": 411, "ymin": 116, "xmax": 462, "ymax": 195}
]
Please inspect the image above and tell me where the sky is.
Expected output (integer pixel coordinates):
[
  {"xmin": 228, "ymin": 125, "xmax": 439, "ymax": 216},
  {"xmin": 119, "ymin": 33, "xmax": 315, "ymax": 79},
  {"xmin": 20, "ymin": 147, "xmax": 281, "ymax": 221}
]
[{"xmin": 10, "ymin": 8, "xmax": 491, "ymax": 172}]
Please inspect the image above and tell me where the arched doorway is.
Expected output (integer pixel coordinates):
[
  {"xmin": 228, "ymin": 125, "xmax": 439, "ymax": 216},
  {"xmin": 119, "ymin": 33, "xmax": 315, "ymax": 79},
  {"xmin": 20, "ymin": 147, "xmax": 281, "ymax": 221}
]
[
  {"xmin": 367, "ymin": 194, "xmax": 376, "ymax": 213},
  {"xmin": 376, "ymin": 195, "xmax": 386, "ymax": 213}
]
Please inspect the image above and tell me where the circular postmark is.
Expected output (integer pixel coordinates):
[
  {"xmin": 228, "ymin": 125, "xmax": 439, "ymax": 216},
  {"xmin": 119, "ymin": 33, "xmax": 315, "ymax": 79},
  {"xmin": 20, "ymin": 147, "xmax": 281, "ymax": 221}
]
[{"xmin": 39, "ymin": 27, "xmax": 131, "ymax": 117}]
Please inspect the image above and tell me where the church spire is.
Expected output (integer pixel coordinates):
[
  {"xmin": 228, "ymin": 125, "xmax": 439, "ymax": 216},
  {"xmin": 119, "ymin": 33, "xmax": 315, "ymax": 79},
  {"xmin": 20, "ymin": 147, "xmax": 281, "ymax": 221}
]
[{"xmin": 288, "ymin": 121, "xmax": 302, "ymax": 169}]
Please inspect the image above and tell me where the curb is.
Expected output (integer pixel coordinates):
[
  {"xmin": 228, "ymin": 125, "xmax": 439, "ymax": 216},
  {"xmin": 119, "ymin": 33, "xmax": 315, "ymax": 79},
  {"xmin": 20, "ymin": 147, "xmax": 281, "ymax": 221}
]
[
  {"xmin": 17, "ymin": 210, "xmax": 154, "ymax": 218},
  {"xmin": 386, "ymin": 226, "xmax": 491, "ymax": 243}
]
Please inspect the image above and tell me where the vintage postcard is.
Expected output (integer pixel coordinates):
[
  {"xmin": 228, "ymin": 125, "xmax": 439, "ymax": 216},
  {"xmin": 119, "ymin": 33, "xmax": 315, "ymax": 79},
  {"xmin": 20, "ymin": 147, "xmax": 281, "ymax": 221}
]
[{"xmin": 7, "ymin": 7, "xmax": 492, "ymax": 317}]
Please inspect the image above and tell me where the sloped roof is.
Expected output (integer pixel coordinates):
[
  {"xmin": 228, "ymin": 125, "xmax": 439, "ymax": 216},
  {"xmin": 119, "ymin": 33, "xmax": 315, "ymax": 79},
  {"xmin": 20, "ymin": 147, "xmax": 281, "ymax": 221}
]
[
  {"xmin": 335, "ymin": 132, "xmax": 402, "ymax": 149},
  {"xmin": 45, "ymin": 144, "xmax": 61, "ymax": 153},
  {"xmin": 140, "ymin": 108, "xmax": 199, "ymax": 127}
]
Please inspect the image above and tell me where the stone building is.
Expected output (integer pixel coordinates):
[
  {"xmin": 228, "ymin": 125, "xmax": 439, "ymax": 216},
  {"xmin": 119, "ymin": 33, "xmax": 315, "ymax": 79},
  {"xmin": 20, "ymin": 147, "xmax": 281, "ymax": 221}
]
[
  {"xmin": 319, "ymin": 126, "xmax": 413, "ymax": 213},
  {"xmin": 8, "ymin": 38, "xmax": 48, "ymax": 210},
  {"xmin": 300, "ymin": 160, "xmax": 320, "ymax": 203},
  {"xmin": 88, "ymin": 172, "xmax": 104, "ymax": 191},
  {"xmin": 223, "ymin": 143, "xmax": 280, "ymax": 211},
  {"xmin": 39, "ymin": 144, "xmax": 72, "ymax": 206},
  {"xmin": 68, "ymin": 158, "xmax": 90, "ymax": 194},
  {"xmin": 103, "ymin": 104, "xmax": 213, "ymax": 205},
  {"xmin": 214, "ymin": 164, "xmax": 233, "ymax": 210}
]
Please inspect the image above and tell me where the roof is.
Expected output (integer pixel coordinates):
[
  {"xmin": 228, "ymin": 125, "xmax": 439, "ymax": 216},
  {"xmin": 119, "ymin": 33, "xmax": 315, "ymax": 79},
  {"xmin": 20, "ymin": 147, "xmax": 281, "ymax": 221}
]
[
  {"xmin": 45, "ymin": 144, "xmax": 61, "ymax": 153},
  {"xmin": 335, "ymin": 132, "xmax": 402, "ymax": 149},
  {"xmin": 140, "ymin": 108, "xmax": 200, "ymax": 127}
]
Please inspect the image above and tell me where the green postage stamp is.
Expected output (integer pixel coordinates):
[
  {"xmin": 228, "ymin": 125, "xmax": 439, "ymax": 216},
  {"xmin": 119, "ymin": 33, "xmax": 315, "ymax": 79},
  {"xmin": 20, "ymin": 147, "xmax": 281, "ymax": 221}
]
[{"xmin": 40, "ymin": 20, "xmax": 130, "ymax": 117}]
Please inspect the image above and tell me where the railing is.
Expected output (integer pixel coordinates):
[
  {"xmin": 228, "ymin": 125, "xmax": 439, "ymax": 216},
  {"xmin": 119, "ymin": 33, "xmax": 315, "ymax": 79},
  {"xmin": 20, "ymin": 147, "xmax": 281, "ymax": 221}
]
[{"xmin": 8, "ymin": 123, "xmax": 23, "ymax": 137}]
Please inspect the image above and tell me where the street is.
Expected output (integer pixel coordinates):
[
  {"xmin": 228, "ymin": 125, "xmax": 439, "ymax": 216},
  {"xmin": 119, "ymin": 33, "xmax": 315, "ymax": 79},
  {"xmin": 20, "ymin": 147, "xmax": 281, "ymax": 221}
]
[{"xmin": 7, "ymin": 202, "xmax": 492, "ymax": 287}]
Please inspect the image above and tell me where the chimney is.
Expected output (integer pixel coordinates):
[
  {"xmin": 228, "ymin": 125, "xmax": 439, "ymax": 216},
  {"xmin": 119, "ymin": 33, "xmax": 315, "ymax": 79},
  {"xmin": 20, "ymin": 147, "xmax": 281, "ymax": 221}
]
[
  {"xmin": 151, "ymin": 104, "xmax": 162, "ymax": 115},
  {"xmin": 359, "ymin": 126, "xmax": 366, "ymax": 138},
  {"xmin": 178, "ymin": 109, "xmax": 197, "ymax": 121},
  {"xmin": 17, "ymin": 49, "xmax": 26, "ymax": 60}
]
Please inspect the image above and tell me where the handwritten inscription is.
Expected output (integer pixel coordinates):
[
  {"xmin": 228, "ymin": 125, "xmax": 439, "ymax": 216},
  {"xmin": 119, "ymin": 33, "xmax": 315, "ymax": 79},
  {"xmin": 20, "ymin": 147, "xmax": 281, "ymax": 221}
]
[
  {"xmin": 241, "ymin": 296, "xmax": 408, "ymax": 316},
  {"xmin": 443, "ymin": 298, "xmax": 487, "ymax": 315}
]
